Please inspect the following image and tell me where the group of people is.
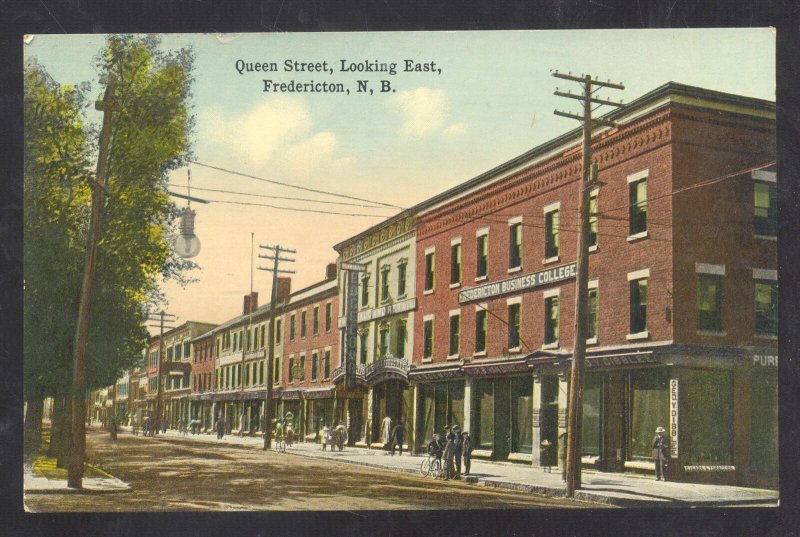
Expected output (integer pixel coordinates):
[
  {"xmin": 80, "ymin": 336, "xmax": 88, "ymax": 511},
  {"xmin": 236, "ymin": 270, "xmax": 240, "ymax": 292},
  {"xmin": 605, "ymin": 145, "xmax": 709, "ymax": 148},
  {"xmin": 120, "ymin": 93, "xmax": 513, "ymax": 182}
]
[
  {"xmin": 136, "ymin": 416, "xmax": 168, "ymax": 437},
  {"xmin": 427, "ymin": 425, "xmax": 473, "ymax": 480},
  {"xmin": 321, "ymin": 423, "xmax": 348, "ymax": 451}
]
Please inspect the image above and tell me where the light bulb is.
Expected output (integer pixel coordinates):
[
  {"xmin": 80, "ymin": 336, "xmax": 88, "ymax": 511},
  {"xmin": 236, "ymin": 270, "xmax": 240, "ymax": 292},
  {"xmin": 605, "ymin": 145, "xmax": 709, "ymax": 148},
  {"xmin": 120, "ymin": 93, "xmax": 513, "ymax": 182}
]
[{"xmin": 175, "ymin": 234, "xmax": 201, "ymax": 258}]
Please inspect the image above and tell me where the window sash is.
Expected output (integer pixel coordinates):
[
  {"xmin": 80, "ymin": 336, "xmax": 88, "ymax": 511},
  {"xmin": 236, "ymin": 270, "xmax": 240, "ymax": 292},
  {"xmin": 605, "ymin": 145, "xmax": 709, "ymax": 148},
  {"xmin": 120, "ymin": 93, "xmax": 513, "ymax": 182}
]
[
  {"xmin": 396, "ymin": 323, "xmax": 406, "ymax": 358},
  {"xmin": 545, "ymin": 210, "xmax": 559, "ymax": 258},
  {"xmin": 381, "ymin": 269, "xmax": 390, "ymax": 301},
  {"xmin": 589, "ymin": 194, "xmax": 598, "ymax": 247},
  {"xmin": 630, "ymin": 279, "xmax": 648, "ymax": 333},
  {"xmin": 697, "ymin": 274, "xmax": 723, "ymax": 332},
  {"xmin": 508, "ymin": 304, "xmax": 521, "ymax": 349},
  {"xmin": 450, "ymin": 244, "xmax": 462, "ymax": 284},
  {"xmin": 311, "ymin": 355, "xmax": 318, "ymax": 381},
  {"xmin": 754, "ymin": 181, "xmax": 777, "ymax": 236},
  {"xmin": 475, "ymin": 310, "xmax": 487, "ymax": 353},
  {"xmin": 544, "ymin": 296, "xmax": 559, "ymax": 344},
  {"xmin": 425, "ymin": 253, "xmax": 435, "ymax": 290},
  {"xmin": 509, "ymin": 224, "xmax": 522, "ymax": 268},
  {"xmin": 629, "ymin": 179, "xmax": 648, "ymax": 235},
  {"xmin": 476, "ymin": 235, "xmax": 488, "ymax": 277},
  {"xmin": 397, "ymin": 264, "xmax": 407, "ymax": 296},
  {"xmin": 587, "ymin": 288, "xmax": 598, "ymax": 339},
  {"xmin": 423, "ymin": 320, "xmax": 434, "ymax": 358},
  {"xmin": 449, "ymin": 315, "xmax": 460, "ymax": 355}
]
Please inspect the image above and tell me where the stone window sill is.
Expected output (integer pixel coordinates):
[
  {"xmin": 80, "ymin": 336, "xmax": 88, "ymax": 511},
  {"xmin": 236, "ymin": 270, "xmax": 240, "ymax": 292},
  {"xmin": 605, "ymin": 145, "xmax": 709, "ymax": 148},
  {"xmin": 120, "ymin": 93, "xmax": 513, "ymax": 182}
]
[
  {"xmin": 626, "ymin": 331, "xmax": 649, "ymax": 341},
  {"xmin": 627, "ymin": 231, "xmax": 648, "ymax": 242}
]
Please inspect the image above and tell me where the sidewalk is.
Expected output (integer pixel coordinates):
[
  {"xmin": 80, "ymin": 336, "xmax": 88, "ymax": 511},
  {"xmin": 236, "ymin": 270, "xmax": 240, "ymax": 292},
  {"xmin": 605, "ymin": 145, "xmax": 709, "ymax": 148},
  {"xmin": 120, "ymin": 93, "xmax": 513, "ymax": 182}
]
[
  {"xmin": 24, "ymin": 463, "xmax": 131, "ymax": 495},
  {"xmin": 133, "ymin": 427, "xmax": 779, "ymax": 507}
]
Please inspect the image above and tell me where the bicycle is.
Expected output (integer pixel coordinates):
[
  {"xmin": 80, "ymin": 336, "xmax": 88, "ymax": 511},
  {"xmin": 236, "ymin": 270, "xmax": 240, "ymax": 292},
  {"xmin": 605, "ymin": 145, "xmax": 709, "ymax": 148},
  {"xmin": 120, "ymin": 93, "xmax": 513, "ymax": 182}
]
[{"xmin": 420, "ymin": 455, "xmax": 443, "ymax": 478}]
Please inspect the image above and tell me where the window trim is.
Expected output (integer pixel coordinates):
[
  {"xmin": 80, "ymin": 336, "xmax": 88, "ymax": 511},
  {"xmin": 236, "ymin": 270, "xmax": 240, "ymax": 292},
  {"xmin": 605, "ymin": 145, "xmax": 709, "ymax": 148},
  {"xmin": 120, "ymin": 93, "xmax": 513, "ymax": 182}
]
[
  {"xmin": 448, "ymin": 309, "xmax": 461, "ymax": 359},
  {"xmin": 424, "ymin": 247, "xmax": 436, "ymax": 295},
  {"xmin": 422, "ymin": 314, "xmax": 435, "ymax": 362}
]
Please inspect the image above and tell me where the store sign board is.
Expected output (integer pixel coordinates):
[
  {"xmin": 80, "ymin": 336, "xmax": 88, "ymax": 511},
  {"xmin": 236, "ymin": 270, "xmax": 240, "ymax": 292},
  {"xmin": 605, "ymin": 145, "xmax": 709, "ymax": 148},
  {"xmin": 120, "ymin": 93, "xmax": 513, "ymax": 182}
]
[
  {"xmin": 459, "ymin": 263, "xmax": 576, "ymax": 303},
  {"xmin": 670, "ymin": 378, "xmax": 679, "ymax": 458},
  {"xmin": 344, "ymin": 270, "xmax": 359, "ymax": 390},
  {"xmin": 753, "ymin": 354, "xmax": 778, "ymax": 367}
]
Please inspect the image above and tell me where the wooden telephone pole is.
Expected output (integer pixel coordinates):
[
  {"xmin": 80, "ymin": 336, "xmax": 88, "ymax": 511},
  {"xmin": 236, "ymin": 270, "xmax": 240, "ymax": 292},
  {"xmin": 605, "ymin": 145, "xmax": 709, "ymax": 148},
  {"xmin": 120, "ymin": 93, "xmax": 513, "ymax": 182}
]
[
  {"xmin": 257, "ymin": 244, "xmax": 295, "ymax": 450},
  {"xmin": 67, "ymin": 74, "xmax": 116, "ymax": 489},
  {"xmin": 552, "ymin": 71, "xmax": 624, "ymax": 497}
]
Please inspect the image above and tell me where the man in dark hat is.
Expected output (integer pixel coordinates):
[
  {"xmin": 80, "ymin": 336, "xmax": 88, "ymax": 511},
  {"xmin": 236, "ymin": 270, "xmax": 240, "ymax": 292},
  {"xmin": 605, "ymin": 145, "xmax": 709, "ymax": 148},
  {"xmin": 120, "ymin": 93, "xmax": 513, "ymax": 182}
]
[
  {"xmin": 652, "ymin": 426, "xmax": 669, "ymax": 481},
  {"xmin": 453, "ymin": 425, "xmax": 463, "ymax": 477}
]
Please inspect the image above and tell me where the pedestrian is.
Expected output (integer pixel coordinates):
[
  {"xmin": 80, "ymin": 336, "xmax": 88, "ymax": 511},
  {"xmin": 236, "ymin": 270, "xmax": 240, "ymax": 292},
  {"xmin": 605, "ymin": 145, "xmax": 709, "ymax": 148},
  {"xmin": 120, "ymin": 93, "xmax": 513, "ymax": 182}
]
[
  {"xmin": 216, "ymin": 415, "xmax": 226, "ymax": 440},
  {"xmin": 652, "ymin": 426, "xmax": 670, "ymax": 481},
  {"xmin": 161, "ymin": 418, "xmax": 168, "ymax": 434},
  {"xmin": 365, "ymin": 418, "xmax": 372, "ymax": 450},
  {"xmin": 442, "ymin": 430, "xmax": 456, "ymax": 480},
  {"xmin": 381, "ymin": 415, "xmax": 393, "ymax": 449},
  {"xmin": 240, "ymin": 409, "xmax": 247, "ymax": 437},
  {"xmin": 390, "ymin": 419, "xmax": 405, "ymax": 456},
  {"xmin": 321, "ymin": 425, "xmax": 332, "ymax": 451},
  {"xmin": 334, "ymin": 422, "xmax": 348, "ymax": 451},
  {"xmin": 109, "ymin": 417, "xmax": 118, "ymax": 441},
  {"xmin": 453, "ymin": 425, "xmax": 463, "ymax": 477},
  {"xmin": 461, "ymin": 431, "xmax": 473, "ymax": 475}
]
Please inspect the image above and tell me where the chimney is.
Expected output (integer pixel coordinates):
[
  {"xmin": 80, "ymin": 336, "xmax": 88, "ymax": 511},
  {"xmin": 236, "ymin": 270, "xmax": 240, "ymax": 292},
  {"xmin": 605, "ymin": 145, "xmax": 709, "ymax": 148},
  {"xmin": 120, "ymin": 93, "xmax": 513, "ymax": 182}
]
[
  {"xmin": 325, "ymin": 263, "xmax": 337, "ymax": 280},
  {"xmin": 276, "ymin": 277, "xmax": 291, "ymax": 303},
  {"xmin": 243, "ymin": 294, "xmax": 251, "ymax": 315},
  {"xmin": 250, "ymin": 291, "xmax": 258, "ymax": 311}
]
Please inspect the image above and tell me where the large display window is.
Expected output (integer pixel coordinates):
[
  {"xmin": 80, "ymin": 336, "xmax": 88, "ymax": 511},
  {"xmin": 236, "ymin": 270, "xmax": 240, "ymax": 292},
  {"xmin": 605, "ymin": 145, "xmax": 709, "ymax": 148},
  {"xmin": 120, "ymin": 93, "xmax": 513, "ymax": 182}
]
[
  {"xmin": 682, "ymin": 369, "xmax": 733, "ymax": 465},
  {"xmin": 629, "ymin": 369, "xmax": 669, "ymax": 461},
  {"xmin": 418, "ymin": 381, "xmax": 465, "ymax": 445},
  {"xmin": 582, "ymin": 374, "xmax": 601, "ymax": 457},
  {"xmin": 750, "ymin": 368, "xmax": 778, "ymax": 476}
]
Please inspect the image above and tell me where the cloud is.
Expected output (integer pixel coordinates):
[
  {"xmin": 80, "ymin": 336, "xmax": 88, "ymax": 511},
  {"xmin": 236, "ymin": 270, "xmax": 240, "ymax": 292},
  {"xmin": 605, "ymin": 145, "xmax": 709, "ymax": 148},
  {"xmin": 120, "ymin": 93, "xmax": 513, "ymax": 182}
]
[
  {"xmin": 443, "ymin": 122, "xmax": 467, "ymax": 137},
  {"xmin": 284, "ymin": 132, "xmax": 352, "ymax": 174},
  {"xmin": 390, "ymin": 87, "xmax": 448, "ymax": 137}
]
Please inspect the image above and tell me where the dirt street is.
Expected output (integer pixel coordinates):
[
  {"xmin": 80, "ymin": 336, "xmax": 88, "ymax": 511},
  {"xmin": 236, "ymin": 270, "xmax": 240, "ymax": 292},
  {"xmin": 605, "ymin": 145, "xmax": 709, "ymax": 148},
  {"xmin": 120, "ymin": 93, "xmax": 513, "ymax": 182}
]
[{"xmin": 24, "ymin": 429, "xmax": 594, "ymax": 511}]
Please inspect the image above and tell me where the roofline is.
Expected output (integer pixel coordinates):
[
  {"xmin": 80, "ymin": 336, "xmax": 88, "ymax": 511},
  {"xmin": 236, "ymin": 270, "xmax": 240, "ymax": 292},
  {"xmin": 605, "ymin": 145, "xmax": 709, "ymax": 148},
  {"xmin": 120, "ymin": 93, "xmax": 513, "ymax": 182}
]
[{"xmin": 333, "ymin": 208, "xmax": 416, "ymax": 253}]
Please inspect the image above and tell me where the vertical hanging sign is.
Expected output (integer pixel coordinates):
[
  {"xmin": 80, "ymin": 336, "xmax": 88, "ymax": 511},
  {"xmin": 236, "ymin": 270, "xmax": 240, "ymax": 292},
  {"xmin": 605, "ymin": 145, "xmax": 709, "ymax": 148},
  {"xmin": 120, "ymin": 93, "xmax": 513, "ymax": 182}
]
[
  {"xmin": 341, "ymin": 262, "xmax": 366, "ymax": 391},
  {"xmin": 669, "ymin": 378, "xmax": 679, "ymax": 458}
]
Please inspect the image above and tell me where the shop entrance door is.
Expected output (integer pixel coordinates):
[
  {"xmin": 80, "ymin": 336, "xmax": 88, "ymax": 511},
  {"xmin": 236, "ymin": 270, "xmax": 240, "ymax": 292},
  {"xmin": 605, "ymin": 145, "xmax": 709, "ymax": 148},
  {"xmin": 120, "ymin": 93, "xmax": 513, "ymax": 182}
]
[
  {"xmin": 348, "ymin": 399, "xmax": 362, "ymax": 446},
  {"xmin": 540, "ymin": 376, "xmax": 559, "ymax": 467},
  {"xmin": 602, "ymin": 372, "xmax": 626, "ymax": 471},
  {"xmin": 493, "ymin": 378, "xmax": 511, "ymax": 460}
]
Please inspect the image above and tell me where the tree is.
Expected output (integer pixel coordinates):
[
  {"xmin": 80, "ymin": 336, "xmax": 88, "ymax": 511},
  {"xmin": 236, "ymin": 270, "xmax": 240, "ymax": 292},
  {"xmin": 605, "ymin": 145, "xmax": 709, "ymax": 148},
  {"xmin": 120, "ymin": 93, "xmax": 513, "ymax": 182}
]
[{"xmin": 23, "ymin": 35, "xmax": 197, "ymax": 472}]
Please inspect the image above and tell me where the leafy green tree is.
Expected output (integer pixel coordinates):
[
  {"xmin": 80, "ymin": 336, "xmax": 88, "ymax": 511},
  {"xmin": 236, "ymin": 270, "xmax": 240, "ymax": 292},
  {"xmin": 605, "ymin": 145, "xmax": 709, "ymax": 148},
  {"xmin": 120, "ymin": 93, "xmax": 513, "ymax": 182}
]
[{"xmin": 23, "ymin": 35, "xmax": 197, "ymax": 460}]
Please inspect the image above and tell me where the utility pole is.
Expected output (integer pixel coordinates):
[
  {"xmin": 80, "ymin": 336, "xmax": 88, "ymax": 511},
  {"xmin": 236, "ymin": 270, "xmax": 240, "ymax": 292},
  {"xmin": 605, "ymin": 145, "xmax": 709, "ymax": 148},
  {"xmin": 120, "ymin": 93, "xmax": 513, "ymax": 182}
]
[
  {"xmin": 552, "ymin": 70, "xmax": 624, "ymax": 497},
  {"xmin": 67, "ymin": 74, "xmax": 116, "ymax": 489},
  {"xmin": 257, "ymin": 244, "xmax": 296, "ymax": 450},
  {"xmin": 147, "ymin": 310, "xmax": 176, "ymax": 427}
]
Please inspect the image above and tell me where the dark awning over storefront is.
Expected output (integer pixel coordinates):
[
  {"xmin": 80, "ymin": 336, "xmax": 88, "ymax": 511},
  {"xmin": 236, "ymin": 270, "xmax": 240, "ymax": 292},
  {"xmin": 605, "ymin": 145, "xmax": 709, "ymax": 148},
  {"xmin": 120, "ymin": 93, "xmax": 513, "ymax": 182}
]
[
  {"xmin": 409, "ymin": 362, "xmax": 463, "ymax": 382},
  {"xmin": 463, "ymin": 356, "xmax": 530, "ymax": 378},
  {"xmin": 303, "ymin": 387, "xmax": 336, "ymax": 400}
]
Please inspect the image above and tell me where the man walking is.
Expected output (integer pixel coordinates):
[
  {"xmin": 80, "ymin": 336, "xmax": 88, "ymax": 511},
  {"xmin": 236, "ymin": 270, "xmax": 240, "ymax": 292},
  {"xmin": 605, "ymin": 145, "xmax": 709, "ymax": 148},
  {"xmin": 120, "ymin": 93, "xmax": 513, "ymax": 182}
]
[
  {"xmin": 390, "ymin": 419, "xmax": 405, "ymax": 456},
  {"xmin": 216, "ymin": 415, "xmax": 226, "ymax": 440},
  {"xmin": 653, "ymin": 426, "xmax": 670, "ymax": 481}
]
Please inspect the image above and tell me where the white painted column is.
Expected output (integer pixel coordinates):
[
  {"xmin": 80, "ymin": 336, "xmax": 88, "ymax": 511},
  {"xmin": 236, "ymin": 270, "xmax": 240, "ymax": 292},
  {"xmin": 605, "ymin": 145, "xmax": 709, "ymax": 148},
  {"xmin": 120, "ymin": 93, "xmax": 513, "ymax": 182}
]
[
  {"xmin": 463, "ymin": 378, "xmax": 472, "ymax": 434},
  {"xmin": 531, "ymin": 375, "xmax": 542, "ymax": 467}
]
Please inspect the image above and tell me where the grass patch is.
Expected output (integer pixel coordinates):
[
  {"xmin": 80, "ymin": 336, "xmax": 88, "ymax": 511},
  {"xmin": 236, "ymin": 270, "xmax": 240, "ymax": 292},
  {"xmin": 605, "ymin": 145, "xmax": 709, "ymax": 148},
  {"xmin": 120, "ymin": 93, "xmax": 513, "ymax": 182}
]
[{"xmin": 32, "ymin": 456, "xmax": 113, "ymax": 480}]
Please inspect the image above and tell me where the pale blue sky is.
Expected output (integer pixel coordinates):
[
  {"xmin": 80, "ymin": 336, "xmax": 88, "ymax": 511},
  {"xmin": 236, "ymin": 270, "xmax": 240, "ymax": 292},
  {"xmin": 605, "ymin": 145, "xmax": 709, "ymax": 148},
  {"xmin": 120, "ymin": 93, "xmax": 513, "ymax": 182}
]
[{"xmin": 25, "ymin": 30, "xmax": 775, "ymax": 327}]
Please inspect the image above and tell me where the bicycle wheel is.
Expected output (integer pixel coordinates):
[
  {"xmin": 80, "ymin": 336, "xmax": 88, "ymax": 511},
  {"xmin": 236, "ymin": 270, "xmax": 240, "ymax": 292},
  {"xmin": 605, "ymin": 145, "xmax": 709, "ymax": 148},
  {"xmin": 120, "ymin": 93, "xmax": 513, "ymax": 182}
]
[
  {"xmin": 431, "ymin": 459, "xmax": 442, "ymax": 478},
  {"xmin": 420, "ymin": 457, "xmax": 431, "ymax": 477}
]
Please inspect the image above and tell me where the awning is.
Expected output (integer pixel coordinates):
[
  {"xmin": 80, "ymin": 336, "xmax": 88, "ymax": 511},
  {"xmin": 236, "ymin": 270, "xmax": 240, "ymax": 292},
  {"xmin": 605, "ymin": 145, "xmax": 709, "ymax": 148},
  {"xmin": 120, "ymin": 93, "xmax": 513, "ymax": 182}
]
[
  {"xmin": 462, "ymin": 356, "xmax": 529, "ymax": 378},
  {"xmin": 303, "ymin": 387, "xmax": 336, "ymax": 400},
  {"xmin": 408, "ymin": 361, "xmax": 464, "ymax": 382}
]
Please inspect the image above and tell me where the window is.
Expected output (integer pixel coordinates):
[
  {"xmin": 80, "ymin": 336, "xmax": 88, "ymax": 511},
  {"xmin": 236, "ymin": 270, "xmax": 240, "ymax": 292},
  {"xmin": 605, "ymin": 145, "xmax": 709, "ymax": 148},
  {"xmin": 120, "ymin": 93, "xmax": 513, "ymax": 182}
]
[
  {"xmin": 589, "ymin": 190, "xmax": 598, "ymax": 249},
  {"xmin": 544, "ymin": 207, "xmax": 559, "ymax": 259},
  {"xmin": 183, "ymin": 341, "xmax": 190, "ymax": 358},
  {"xmin": 754, "ymin": 180, "xmax": 777, "ymax": 237},
  {"xmin": 259, "ymin": 361, "xmax": 264, "ymax": 384},
  {"xmin": 361, "ymin": 275, "xmax": 370, "ymax": 306},
  {"xmin": 450, "ymin": 242, "xmax": 462, "ymax": 285},
  {"xmin": 544, "ymin": 295, "xmax": 559, "ymax": 345},
  {"xmin": 697, "ymin": 273, "xmax": 724, "ymax": 332},
  {"xmin": 176, "ymin": 343, "xmax": 183, "ymax": 360},
  {"xmin": 299, "ymin": 355, "xmax": 306, "ymax": 381},
  {"xmin": 449, "ymin": 313, "xmax": 461, "ymax": 356},
  {"xmin": 275, "ymin": 319, "xmax": 282, "ymax": 344},
  {"xmin": 396, "ymin": 322, "xmax": 407, "ymax": 358},
  {"xmin": 509, "ymin": 222, "xmax": 522, "ymax": 269},
  {"xmin": 311, "ymin": 353, "xmax": 318, "ymax": 381},
  {"xmin": 260, "ymin": 324, "xmax": 266, "ymax": 347},
  {"xmin": 629, "ymin": 177, "xmax": 647, "ymax": 236},
  {"xmin": 288, "ymin": 357, "xmax": 294, "ymax": 383},
  {"xmin": 630, "ymin": 278, "xmax": 648, "ymax": 334},
  {"xmin": 397, "ymin": 262, "xmax": 407, "ymax": 296},
  {"xmin": 167, "ymin": 346, "xmax": 174, "ymax": 361},
  {"xmin": 379, "ymin": 325, "xmax": 390, "ymax": 358},
  {"xmin": 508, "ymin": 303, "xmax": 521, "ymax": 350},
  {"xmin": 423, "ymin": 318, "xmax": 434, "ymax": 359},
  {"xmin": 424, "ymin": 251, "xmax": 435, "ymax": 292},
  {"xmin": 380, "ymin": 266, "xmax": 390, "ymax": 302},
  {"xmin": 587, "ymin": 287, "xmax": 599, "ymax": 341},
  {"xmin": 273, "ymin": 357, "xmax": 281, "ymax": 385},
  {"xmin": 359, "ymin": 331, "xmax": 368, "ymax": 364},
  {"xmin": 325, "ymin": 303, "xmax": 332, "ymax": 332},
  {"xmin": 289, "ymin": 315, "xmax": 296, "ymax": 340},
  {"xmin": 476, "ymin": 233, "xmax": 488, "ymax": 279},
  {"xmin": 300, "ymin": 311, "xmax": 307, "ymax": 338},
  {"xmin": 475, "ymin": 309, "xmax": 487, "ymax": 354},
  {"xmin": 324, "ymin": 350, "xmax": 331, "ymax": 379},
  {"xmin": 313, "ymin": 306, "xmax": 319, "ymax": 335},
  {"xmin": 755, "ymin": 280, "xmax": 778, "ymax": 335}
]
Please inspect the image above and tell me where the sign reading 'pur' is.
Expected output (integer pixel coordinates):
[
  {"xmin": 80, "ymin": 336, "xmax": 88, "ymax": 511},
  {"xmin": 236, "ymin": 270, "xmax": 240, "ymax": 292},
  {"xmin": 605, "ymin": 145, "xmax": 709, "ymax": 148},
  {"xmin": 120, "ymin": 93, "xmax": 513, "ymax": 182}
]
[{"xmin": 458, "ymin": 262, "xmax": 577, "ymax": 303}]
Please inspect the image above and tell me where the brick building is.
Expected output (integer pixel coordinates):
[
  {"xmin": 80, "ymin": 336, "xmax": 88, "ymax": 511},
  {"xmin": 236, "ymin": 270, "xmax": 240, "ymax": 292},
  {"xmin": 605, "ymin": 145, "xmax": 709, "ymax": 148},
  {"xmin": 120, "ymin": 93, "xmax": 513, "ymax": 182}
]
[{"xmin": 409, "ymin": 82, "xmax": 776, "ymax": 487}]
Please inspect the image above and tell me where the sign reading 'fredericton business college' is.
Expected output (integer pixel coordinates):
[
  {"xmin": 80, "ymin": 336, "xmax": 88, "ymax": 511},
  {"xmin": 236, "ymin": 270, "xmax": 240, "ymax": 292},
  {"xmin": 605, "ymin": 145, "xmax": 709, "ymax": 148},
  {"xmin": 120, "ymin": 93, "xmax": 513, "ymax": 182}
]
[{"xmin": 459, "ymin": 263, "xmax": 577, "ymax": 304}]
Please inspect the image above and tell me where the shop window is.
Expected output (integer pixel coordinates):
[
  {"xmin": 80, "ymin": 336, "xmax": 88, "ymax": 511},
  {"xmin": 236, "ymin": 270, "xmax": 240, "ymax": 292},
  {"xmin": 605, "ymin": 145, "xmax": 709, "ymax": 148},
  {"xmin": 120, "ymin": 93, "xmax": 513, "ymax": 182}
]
[
  {"xmin": 325, "ymin": 303, "xmax": 332, "ymax": 332},
  {"xmin": 424, "ymin": 251, "xmax": 435, "ymax": 292},
  {"xmin": 381, "ymin": 266, "xmax": 391, "ymax": 302},
  {"xmin": 396, "ymin": 322, "xmax": 406, "ymax": 358},
  {"xmin": 682, "ymin": 369, "xmax": 733, "ymax": 465},
  {"xmin": 475, "ymin": 309, "xmax": 487, "ymax": 354},
  {"xmin": 450, "ymin": 243, "xmax": 462, "ymax": 285},
  {"xmin": 629, "ymin": 278, "xmax": 648, "ymax": 334},
  {"xmin": 629, "ymin": 369, "xmax": 669, "ymax": 460},
  {"xmin": 423, "ymin": 318, "xmax": 434, "ymax": 359},
  {"xmin": 587, "ymin": 288, "xmax": 598, "ymax": 341},
  {"xmin": 509, "ymin": 222, "xmax": 522, "ymax": 269},
  {"xmin": 755, "ymin": 280, "xmax": 778, "ymax": 335},
  {"xmin": 544, "ymin": 209, "xmax": 559, "ymax": 259},
  {"xmin": 449, "ymin": 313, "xmax": 461, "ymax": 356},
  {"xmin": 311, "ymin": 353, "xmax": 318, "ymax": 381},
  {"xmin": 397, "ymin": 262, "xmax": 407, "ymax": 296},
  {"xmin": 511, "ymin": 377, "xmax": 533, "ymax": 453},
  {"xmin": 750, "ymin": 369, "xmax": 778, "ymax": 475},
  {"xmin": 313, "ymin": 306, "xmax": 319, "ymax": 335},
  {"xmin": 476, "ymin": 234, "xmax": 488, "ymax": 279},
  {"xmin": 544, "ymin": 296, "xmax": 559, "ymax": 345},
  {"xmin": 697, "ymin": 274, "xmax": 724, "ymax": 332},
  {"xmin": 754, "ymin": 180, "xmax": 777, "ymax": 237},
  {"xmin": 589, "ymin": 190, "xmax": 598, "ymax": 249},
  {"xmin": 508, "ymin": 303, "xmax": 521, "ymax": 350},
  {"xmin": 474, "ymin": 380, "xmax": 495, "ymax": 450},
  {"xmin": 629, "ymin": 177, "xmax": 647, "ymax": 236}
]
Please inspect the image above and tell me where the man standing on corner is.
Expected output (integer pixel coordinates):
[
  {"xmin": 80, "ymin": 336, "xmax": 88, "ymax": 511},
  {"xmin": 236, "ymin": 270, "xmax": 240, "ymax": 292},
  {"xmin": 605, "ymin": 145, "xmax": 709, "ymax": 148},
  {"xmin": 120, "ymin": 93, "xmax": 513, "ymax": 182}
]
[
  {"xmin": 390, "ymin": 419, "xmax": 405, "ymax": 456},
  {"xmin": 653, "ymin": 426, "xmax": 670, "ymax": 481}
]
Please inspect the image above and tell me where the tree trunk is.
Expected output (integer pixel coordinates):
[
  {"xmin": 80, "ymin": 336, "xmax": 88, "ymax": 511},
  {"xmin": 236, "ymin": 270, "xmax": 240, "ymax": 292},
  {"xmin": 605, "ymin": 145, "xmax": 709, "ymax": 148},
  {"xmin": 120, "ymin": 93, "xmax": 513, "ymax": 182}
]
[
  {"xmin": 53, "ymin": 396, "xmax": 73, "ymax": 469},
  {"xmin": 23, "ymin": 398, "xmax": 44, "ymax": 459}
]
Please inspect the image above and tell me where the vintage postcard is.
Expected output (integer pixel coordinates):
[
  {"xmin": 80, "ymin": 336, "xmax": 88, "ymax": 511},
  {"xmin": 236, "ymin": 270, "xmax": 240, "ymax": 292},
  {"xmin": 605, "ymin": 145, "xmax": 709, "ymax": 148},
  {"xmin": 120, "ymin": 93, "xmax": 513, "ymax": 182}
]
[{"xmin": 22, "ymin": 29, "xmax": 778, "ymax": 512}]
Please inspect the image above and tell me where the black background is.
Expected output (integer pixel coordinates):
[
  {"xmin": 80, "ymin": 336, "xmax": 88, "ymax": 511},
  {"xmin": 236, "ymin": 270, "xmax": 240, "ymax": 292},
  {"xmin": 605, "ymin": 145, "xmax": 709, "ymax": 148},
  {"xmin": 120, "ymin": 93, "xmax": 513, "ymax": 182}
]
[{"xmin": 2, "ymin": 1, "xmax": 799, "ymax": 536}]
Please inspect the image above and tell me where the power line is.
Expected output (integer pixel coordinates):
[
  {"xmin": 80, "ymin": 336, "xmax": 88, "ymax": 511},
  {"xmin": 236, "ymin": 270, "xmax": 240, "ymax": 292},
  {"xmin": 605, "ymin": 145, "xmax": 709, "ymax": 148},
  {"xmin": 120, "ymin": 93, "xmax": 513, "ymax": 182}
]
[
  {"xmin": 167, "ymin": 183, "xmax": 394, "ymax": 210},
  {"xmin": 199, "ymin": 197, "xmax": 391, "ymax": 218},
  {"xmin": 189, "ymin": 160, "xmax": 406, "ymax": 210}
]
